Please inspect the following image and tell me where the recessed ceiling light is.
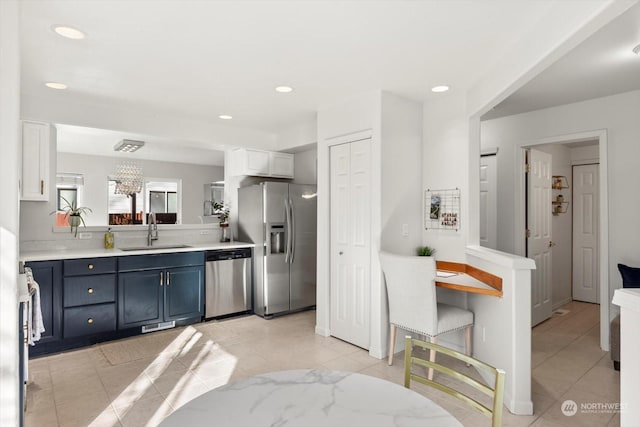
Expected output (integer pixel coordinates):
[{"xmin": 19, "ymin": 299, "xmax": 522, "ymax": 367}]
[
  {"xmin": 431, "ymin": 85, "xmax": 450, "ymax": 93},
  {"xmin": 52, "ymin": 25, "xmax": 85, "ymax": 40},
  {"xmin": 45, "ymin": 82, "xmax": 67, "ymax": 90},
  {"xmin": 218, "ymin": 115, "xmax": 233, "ymax": 120},
  {"xmin": 275, "ymin": 86, "xmax": 294, "ymax": 93},
  {"xmin": 633, "ymin": 44, "xmax": 640, "ymax": 55}
]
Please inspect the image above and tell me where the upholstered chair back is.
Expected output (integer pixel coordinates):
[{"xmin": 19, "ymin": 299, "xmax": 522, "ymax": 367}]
[{"xmin": 379, "ymin": 251, "xmax": 438, "ymax": 337}]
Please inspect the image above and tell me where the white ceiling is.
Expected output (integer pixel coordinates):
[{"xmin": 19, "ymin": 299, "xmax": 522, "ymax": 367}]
[
  {"xmin": 19, "ymin": 1, "xmax": 640, "ymax": 162},
  {"xmin": 484, "ymin": 2, "xmax": 640, "ymax": 120}
]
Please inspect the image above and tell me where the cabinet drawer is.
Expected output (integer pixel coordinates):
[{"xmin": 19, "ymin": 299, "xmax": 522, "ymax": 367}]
[
  {"xmin": 64, "ymin": 257, "xmax": 117, "ymax": 276},
  {"xmin": 63, "ymin": 304, "xmax": 116, "ymax": 339},
  {"xmin": 63, "ymin": 275, "xmax": 116, "ymax": 307}
]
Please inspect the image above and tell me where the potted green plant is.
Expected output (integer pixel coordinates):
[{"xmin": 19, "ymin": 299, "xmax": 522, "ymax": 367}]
[
  {"xmin": 212, "ymin": 201, "xmax": 231, "ymax": 242},
  {"xmin": 417, "ymin": 245, "xmax": 436, "ymax": 256},
  {"xmin": 51, "ymin": 196, "xmax": 92, "ymax": 237},
  {"xmin": 212, "ymin": 201, "xmax": 230, "ymax": 225}
]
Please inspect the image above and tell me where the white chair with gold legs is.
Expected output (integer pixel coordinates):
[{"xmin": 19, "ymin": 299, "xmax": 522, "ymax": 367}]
[
  {"xmin": 379, "ymin": 251, "xmax": 473, "ymax": 380},
  {"xmin": 404, "ymin": 336, "xmax": 506, "ymax": 427}
]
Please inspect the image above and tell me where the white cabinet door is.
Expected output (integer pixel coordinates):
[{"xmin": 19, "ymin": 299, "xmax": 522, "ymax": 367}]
[
  {"xmin": 245, "ymin": 149, "xmax": 270, "ymax": 176},
  {"xmin": 21, "ymin": 121, "xmax": 51, "ymax": 201},
  {"xmin": 330, "ymin": 138, "xmax": 371, "ymax": 349},
  {"xmin": 270, "ymin": 152, "xmax": 294, "ymax": 178}
]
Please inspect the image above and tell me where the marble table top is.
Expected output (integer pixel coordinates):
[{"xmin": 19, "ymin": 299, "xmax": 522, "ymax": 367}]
[{"xmin": 160, "ymin": 369, "xmax": 462, "ymax": 427}]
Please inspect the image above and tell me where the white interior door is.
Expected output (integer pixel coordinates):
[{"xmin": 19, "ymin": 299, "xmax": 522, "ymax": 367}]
[
  {"xmin": 573, "ymin": 164, "xmax": 599, "ymax": 303},
  {"xmin": 480, "ymin": 154, "xmax": 497, "ymax": 249},
  {"xmin": 330, "ymin": 139, "xmax": 371, "ymax": 349},
  {"xmin": 528, "ymin": 149, "xmax": 553, "ymax": 326}
]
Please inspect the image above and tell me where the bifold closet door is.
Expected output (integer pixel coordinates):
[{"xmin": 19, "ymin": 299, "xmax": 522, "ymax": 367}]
[{"xmin": 330, "ymin": 138, "xmax": 371, "ymax": 349}]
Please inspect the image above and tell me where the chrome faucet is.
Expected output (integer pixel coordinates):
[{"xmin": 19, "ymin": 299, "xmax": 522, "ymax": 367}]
[{"xmin": 148, "ymin": 212, "xmax": 158, "ymax": 246}]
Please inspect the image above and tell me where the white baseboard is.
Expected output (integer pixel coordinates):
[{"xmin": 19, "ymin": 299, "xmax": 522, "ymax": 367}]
[{"xmin": 315, "ymin": 325, "xmax": 330, "ymax": 337}]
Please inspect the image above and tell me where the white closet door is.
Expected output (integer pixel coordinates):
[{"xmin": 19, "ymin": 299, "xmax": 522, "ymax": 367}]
[
  {"xmin": 528, "ymin": 149, "xmax": 553, "ymax": 327},
  {"xmin": 330, "ymin": 139, "xmax": 371, "ymax": 349},
  {"xmin": 480, "ymin": 154, "xmax": 497, "ymax": 249},
  {"xmin": 572, "ymin": 164, "xmax": 599, "ymax": 303}
]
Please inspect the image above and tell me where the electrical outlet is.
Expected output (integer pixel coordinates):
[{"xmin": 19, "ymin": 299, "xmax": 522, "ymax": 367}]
[
  {"xmin": 401, "ymin": 223, "xmax": 409, "ymax": 237},
  {"xmin": 78, "ymin": 232, "xmax": 92, "ymax": 240},
  {"xmin": 482, "ymin": 326, "xmax": 486, "ymax": 343}
]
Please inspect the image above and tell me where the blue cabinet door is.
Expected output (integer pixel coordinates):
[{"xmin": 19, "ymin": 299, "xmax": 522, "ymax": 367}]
[
  {"xmin": 25, "ymin": 260, "xmax": 62, "ymax": 343},
  {"xmin": 118, "ymin": 270, "xmax": 163, "ymax": 328},
  {"xmin": 164, "ymin": 265, "xmax": 204, "ymax": 321}
]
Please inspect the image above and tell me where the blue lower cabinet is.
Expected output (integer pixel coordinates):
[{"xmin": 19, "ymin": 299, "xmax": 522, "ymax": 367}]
[
  {"xmin": 118, "ymin": 264, "xmax": 204, "ymax": 329},
  {"xmin": 164, "ymin": 266, "xmax": 204, "ymax": 321},
  {"xmin": 25, "ymin": 260, "xmax": 63, "ymax": 344},
  {"xmin": 118, "ymin": 270, "xmax": 164, "ymax": 328}
]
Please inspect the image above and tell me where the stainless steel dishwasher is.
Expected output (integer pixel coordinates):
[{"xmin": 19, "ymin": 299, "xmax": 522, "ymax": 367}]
[{"xmin": 205, "ymin": 248, "xmax": 252, "ymax": 319}]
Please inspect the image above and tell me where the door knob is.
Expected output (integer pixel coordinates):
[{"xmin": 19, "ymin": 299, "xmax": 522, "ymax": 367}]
[
  {"xmin": 549, "ymin": 241, "xmax": 556, "ymax": 248},
  {"xmin": 339, "ymin": 251, "xmax": 343, "ymax": 255}
]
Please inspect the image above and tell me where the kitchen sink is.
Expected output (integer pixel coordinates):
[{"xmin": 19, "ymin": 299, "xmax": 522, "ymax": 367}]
[{"xmin": 119, "ymin": 244, "xmax": 192, "ymax": 251}]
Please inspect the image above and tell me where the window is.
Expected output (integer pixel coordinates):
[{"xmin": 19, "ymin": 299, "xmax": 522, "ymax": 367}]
[
  {"xmin": 107, "ymin": 178, "xmax": 180, "ymax": 225},
  {"xmin": 55, "ymin": 173, "xmax": 84, "ymax": 226}
]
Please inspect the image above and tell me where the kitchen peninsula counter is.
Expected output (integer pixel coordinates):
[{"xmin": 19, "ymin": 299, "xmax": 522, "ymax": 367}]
[{"xmin": 20, "ymin": 241, "xmax": 254, "ymax": 262}]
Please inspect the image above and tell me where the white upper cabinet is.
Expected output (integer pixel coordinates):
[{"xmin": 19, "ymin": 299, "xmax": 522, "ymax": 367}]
[
  {"xmin": 233, "ymin": 148, "xmax": 294, "ymax": 178},
  {"xmin": 243, "ymin": 149, "xmax": 270, "ymax": 176},
  {"xmin": 269, "ymin": 152, "xmax": 294, "ymax": 177},
  {"xmin": 21, "ymin": 121, "xmax": 51, "ymax": 201}
]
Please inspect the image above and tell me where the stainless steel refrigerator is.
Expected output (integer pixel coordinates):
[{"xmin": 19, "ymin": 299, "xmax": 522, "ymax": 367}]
[{"xmin": 238, "ymin": 182, "xmax": 316, "ymax": 317}]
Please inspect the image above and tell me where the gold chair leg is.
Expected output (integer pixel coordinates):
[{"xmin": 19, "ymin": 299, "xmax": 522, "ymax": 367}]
[
  {"xmin": 428, "ymin": 336, "xmax": 437, "ymax": 380},
  {"xmin": 388, "ymin": 324, "xmax": 397, "ymax": 365},
  {"xmin": 465, "ymin": 325, "xmax": 473, "ymax": 367}
]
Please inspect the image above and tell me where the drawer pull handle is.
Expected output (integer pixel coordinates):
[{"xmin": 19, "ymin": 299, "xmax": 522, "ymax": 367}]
[
  {"xmin": 40, "ymin": 180, "xmax": 44, "ymax": 195},
  {"xmin": 160, "ymin": 271, "xmax": 164, "ymax": 286},
  {"xmin": 88, "ymin": 264, "xmax": 94, "ymax": 270},
  {"xmin": 88, "ymin": 288, "xmax": 94, "ymax": 294},
  {"xmin": 87, "ymin": 318, "xmax": 94, "ymax": 324},
  {"xmin": 167, "ymin": 271, "xmax": 170, "ymax": 286}
]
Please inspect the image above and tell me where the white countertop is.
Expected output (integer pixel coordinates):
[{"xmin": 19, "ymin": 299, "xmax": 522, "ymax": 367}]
[
  {"xmin": 159, "ymin": 369, "xmax": 462, "ymax": 427},
  {"xmin": 20, "ymin": 241, "xmax": 255, "ymax": 262}
]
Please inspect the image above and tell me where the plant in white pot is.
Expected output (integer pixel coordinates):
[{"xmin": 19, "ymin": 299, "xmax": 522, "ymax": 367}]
[
  {"xmin": 417, "ymin": 245, "xmax": 436, "ymax": 257},
  {"xmin": 51, "ymin": 196, "xmax": 92, "ymax": 237},
  {"xmin": 212, "ymin": 201, "xmax": 231, "ymax": 242}
]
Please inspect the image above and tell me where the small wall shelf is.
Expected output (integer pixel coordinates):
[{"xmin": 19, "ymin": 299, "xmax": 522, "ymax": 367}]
[
  {"xmin": 551, "ymin": 176, "xmax": 569, "ymax": 215},
  {"xmin": 552, "ymin": 200, "xmax": 569, "ymax": 216},
  {"xmin": 552, "ymin": 175, "xmax": 569, "ymax": 190}
]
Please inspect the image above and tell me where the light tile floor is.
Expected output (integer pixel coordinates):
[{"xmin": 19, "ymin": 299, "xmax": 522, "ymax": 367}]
[{"xmin": 25, "ymin": 301, "xmax": 619, "ymax": 426}]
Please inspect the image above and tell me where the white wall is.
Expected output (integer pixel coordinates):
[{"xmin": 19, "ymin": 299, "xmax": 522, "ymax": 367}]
[
  {"xmin": 292, "ymin": 147, "xmax": 317, "ymax": 185},
  {"xmin": 422, "ymin": 92, "xmax": 469, "ymax": 261},
  {"xmin": 381, "ymin": 93, "xmax": 423, "ymax": 256},
  {"xmin": 0, "ymin": 1, "xmax": 21, "ymax": 424},
  {"xmin": 481, "ymin": 90, "xmax": 640, "ymax": 320}
]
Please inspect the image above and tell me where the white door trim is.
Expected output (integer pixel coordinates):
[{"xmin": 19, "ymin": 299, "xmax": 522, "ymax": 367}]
[{"xmin": 515, "ymin": 129, "xmax": 609, "ymax": 351}]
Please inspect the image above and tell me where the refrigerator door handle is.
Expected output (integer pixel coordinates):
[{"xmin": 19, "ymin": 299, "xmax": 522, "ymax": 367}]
[
  {"xmin": 284, "ymin": 197, "xmax": 291, "ymax": 263},
  {"xmin": 289, "ymin": 197, "xmax": 296, "ymax": 264}
]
